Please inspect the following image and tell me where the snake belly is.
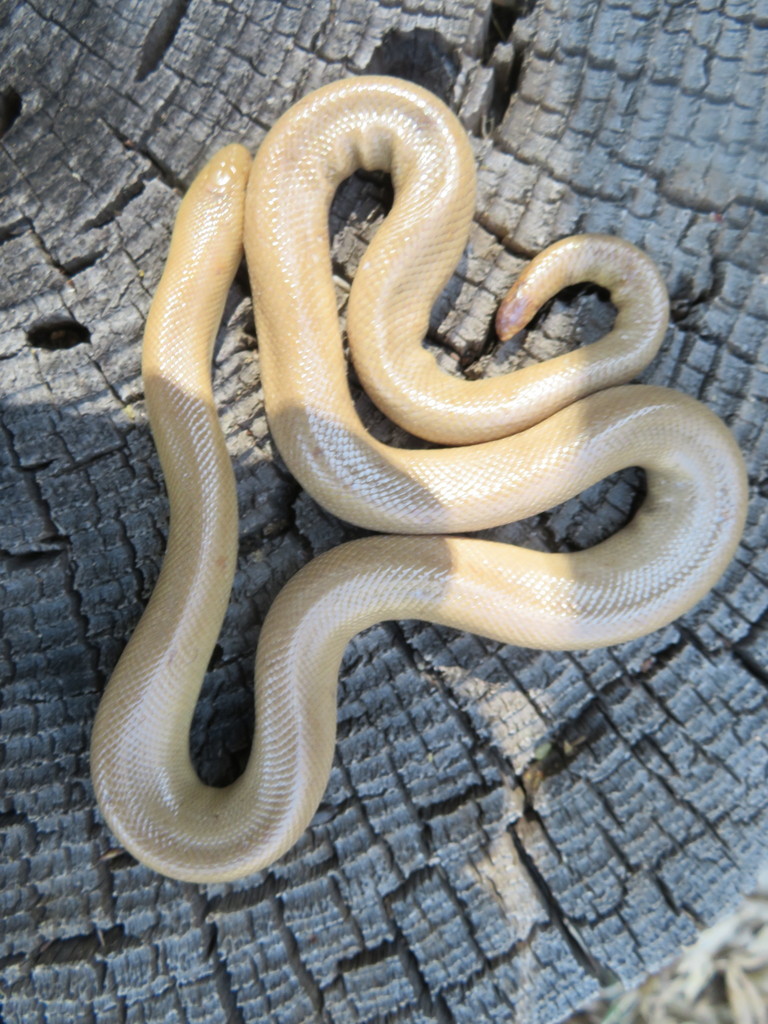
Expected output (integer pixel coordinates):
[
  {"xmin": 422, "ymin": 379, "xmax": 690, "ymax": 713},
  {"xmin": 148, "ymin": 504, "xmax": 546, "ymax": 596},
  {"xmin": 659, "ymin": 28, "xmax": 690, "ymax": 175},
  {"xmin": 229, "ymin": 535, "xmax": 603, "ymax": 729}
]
[{"xmin": 90, "ymin": 76, "xmax": 748, "ymax": 883}]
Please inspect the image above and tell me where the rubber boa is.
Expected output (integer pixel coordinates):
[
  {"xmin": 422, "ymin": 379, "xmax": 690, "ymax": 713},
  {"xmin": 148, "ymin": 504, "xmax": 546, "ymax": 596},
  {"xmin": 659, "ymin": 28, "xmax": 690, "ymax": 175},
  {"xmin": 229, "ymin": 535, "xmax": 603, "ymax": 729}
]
[{"xmin": 91, "ymin": 77, "xmax": 747, "ymax": 882}]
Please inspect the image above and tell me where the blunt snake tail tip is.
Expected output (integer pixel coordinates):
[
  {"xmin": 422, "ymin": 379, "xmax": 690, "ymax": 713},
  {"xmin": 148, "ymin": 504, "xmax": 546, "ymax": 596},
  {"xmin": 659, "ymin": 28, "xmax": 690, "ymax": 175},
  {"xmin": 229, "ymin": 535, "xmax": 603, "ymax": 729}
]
[{"xmin": 91, "ymin": 75, "xmax": 747, "ymax": 884}]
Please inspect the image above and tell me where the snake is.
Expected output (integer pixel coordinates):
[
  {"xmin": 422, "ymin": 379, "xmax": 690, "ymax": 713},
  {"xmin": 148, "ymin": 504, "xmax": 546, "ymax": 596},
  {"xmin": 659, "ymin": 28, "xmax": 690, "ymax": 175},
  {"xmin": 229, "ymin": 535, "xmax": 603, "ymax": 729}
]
[{"xmin": 90, "ymin": 77, "xmax": 747, "ymax": 883}]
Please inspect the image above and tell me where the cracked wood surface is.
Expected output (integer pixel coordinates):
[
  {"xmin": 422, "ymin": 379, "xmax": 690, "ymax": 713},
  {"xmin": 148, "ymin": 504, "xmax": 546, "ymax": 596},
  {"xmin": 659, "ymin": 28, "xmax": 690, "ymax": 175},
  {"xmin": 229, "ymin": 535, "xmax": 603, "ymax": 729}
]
[{"xmin": 1, "ymin": 1, "xmax": 767, "ymax": 1022}]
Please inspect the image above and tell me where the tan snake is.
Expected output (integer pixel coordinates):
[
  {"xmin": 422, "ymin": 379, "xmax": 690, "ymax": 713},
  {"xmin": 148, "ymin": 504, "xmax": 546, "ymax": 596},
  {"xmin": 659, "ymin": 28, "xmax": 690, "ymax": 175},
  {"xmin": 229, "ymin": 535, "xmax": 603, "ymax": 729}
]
[{"xmin": 91, "ymin": 77, "xmax": 747, "ymax": 883}]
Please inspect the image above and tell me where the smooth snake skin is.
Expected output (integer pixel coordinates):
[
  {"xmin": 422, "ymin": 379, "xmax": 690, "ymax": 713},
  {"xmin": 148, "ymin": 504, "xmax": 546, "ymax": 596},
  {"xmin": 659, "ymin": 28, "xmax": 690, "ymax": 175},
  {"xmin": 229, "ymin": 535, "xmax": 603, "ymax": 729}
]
[{"xmin": 91, "ymin": 77, "xmax": 747, "ymax": 883}]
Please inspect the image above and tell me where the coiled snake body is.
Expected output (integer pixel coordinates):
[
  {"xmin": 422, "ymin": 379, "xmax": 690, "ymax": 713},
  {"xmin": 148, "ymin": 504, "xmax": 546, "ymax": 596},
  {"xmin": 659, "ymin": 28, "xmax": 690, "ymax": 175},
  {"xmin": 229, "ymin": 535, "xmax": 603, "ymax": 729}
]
[{"xmin": 91, "ymin": 77, "xmax": 747, "ymax": 883}]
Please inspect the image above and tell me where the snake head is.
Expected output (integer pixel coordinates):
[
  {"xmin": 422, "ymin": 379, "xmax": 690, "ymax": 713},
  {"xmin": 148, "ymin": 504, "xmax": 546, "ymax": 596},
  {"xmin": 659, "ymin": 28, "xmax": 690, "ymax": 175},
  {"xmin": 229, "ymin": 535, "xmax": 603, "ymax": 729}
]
[{"xmin": 495, "ymin": 287, "xmax": 538, "ymax": 340}]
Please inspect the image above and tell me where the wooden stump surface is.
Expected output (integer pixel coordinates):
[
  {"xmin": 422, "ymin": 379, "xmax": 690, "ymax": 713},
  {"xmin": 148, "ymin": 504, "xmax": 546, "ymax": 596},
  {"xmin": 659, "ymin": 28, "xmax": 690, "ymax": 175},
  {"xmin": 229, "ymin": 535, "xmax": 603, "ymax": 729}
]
[{"xmin": 1, "ymin": 1, "xmax": 767, "ymax": 1022}]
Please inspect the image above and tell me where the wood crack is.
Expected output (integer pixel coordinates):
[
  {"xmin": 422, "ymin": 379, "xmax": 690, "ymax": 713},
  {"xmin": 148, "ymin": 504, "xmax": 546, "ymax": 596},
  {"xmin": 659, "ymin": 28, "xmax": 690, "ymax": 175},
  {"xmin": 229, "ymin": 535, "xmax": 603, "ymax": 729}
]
[
  {"xmin": 273, "ymin": 894, "xmax": 332, "ymax": 1021},
  {"xmin": 135, "ymin": 0, "xmax": 192, "ymax": 82},
  {"xmin": 507, "ymin": 822, "xmax": 612, "ymax": 985}
]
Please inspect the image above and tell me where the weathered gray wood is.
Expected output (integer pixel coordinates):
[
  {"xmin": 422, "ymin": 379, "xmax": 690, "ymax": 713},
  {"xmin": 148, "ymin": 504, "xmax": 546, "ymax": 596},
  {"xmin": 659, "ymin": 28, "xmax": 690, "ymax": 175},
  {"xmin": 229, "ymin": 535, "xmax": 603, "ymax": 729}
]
[{"xmin": 1, "ymin": 1, "xmax": 766, "ymax": 1022}]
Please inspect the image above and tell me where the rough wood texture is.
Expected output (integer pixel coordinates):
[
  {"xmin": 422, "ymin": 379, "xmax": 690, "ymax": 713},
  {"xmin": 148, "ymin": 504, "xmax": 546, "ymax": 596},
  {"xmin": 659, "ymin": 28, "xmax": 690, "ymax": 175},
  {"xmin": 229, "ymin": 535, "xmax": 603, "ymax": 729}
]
[{"xmin": 1, "ymin": 1, "xmax": 766, "ymax": 1022}]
